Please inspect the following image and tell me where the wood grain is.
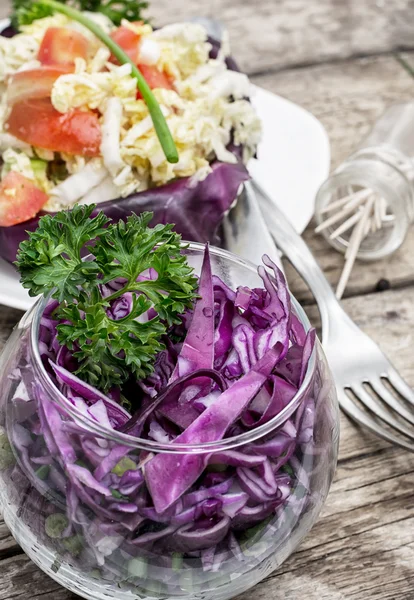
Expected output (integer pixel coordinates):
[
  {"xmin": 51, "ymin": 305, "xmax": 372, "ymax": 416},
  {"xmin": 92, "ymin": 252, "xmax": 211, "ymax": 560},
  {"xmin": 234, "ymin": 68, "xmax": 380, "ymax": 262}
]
[
  {"xmin": 2, "ymin": 445, "xmax": 413, "ymax": 600},
  {"xmin": 306, "ymin": 285, "xmax": 414, "ymax": 461},
  {"xmin": 1, "ymin": 0, "xmax": 414, "ymax": 598},
  {"xmin": 0, "ymin": 555, "xmax": 73, "ymax": 599},
  {"xmin": 138, "ymin": 0, "xmax": 414, "ymax": 75},
  {"xmin": 0, "ymin": 286, "xmax": 413, "ymax": 599},
  {"xmin": 3, "ymin": 0, "xmax": 414, "ymax": 74},
  {"xmin": 0, "ymin": 521, "xmax": 17, "ymax": 560}
]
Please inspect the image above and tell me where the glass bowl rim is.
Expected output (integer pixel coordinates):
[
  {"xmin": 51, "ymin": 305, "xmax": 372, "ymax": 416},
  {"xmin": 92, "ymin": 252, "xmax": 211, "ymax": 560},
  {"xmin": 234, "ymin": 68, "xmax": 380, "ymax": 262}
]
[{"xmin": 28, "ymin": 242, "xmax": 318, "ymax": 454}]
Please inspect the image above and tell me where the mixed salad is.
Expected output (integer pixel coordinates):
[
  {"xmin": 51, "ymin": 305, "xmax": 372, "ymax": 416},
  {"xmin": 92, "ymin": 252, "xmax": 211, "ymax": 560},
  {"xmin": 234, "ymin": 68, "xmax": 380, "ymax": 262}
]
[
  {"xmin": 0, "ymin": 0, "xmax": 261, "ymax": 249},
  {"xmin": 1, "ymin": 206, "xmax": 323, "ymax": 593}
]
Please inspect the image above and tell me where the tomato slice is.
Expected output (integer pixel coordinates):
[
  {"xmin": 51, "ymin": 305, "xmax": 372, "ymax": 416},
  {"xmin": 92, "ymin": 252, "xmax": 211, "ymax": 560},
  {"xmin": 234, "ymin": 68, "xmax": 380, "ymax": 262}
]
[
  {"xmin": 110, "ymin": 26, "xmax": 141, "ymax": 64},
  {"xmin": 38, "ymin": 27, "xmax": 89, "ymax": 67},
  {"xmin": 136, "ymin": 64, "xmax": 172, "ymax": 98},
  {"xmin": 0, "ymin": 171, "xmax": 48, "ymax": 227},
  {"xmin": 7, "ymin": 67, "xmax": 71, "ymax": 106},
  {"xmin": 109, "ymin": 26, "xmax": 172, "ymax": 94},
  {"xmin": 7, "ymin": 99, "xmax": 102, "ymax": 157}
]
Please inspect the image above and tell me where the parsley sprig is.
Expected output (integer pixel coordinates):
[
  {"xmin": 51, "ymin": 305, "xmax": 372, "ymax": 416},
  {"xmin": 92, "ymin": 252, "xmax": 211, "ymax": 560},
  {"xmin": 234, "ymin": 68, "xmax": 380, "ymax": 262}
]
[{"xmin": 16, "ymin": 205, "xmax": 198, "ymax": 391}]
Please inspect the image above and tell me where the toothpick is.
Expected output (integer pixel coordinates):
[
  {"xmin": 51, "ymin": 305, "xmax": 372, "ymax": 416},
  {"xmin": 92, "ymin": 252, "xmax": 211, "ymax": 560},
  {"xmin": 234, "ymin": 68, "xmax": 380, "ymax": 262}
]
[
  {"xmin": 317, "ymin": 163, "xmax": 410, "ymax": 297},
  {"xmin": 320, "ymin": 188, "xmax": 372, "ymax": 215},
  {"xmin": 344, "ymin": 207, "xmax": 365, "ymax": 259},
  {"xmin": 329, "ymin": 209, "xmax": 363, "ymax": 239},
  {"xmin": 315, "ymin": 192, "xmax": 371, "ymax": 233},
  {"xmin": 336, "ymin": 197, "xmax": 375, "ymax": 299},
  {"xmin": 364, "ymin": 217, "xmax": 372, "ymax": 237},
  {"xmin": 374, "ymin": 197, "xmax": 382, "ymax": 229}
]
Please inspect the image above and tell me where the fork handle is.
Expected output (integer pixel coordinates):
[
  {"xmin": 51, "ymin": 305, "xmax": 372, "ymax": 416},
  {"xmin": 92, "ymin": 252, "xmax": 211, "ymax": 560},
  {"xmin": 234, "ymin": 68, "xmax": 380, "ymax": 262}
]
[{"xmin": 249, "ymin": 181, "xmax": 344, "ymax": 341}]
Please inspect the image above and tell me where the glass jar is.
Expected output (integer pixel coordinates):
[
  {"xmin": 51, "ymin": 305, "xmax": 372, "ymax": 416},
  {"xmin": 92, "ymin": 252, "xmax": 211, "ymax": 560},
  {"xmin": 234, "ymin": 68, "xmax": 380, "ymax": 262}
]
[
  {"xmin": 315, "ymin": 102, "xmax": 414, "ymax": 260},
  {"xmin": 0, "ymin": 245, "xmax": 339, "ymax": 600}
]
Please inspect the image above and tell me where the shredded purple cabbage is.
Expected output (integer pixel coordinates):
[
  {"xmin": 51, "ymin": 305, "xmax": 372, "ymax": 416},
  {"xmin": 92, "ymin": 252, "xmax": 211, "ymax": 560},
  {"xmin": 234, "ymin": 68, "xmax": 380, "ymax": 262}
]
[
  {"xmin": 2, "ymin": 247, "xmax": 334, "ymax": 594},
  {"xmin": 0, "ymin": 161, "xmax": 248, "ymax": 263}
]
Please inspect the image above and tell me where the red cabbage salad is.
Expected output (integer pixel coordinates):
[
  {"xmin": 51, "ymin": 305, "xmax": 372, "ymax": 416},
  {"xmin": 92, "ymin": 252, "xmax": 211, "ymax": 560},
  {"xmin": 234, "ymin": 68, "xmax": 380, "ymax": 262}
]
[
  {"xmin": 0, "ymin": 0, "xmax": 259, "ymax": 261},
  {"xmin": 6, "ymin": 206, "xmax": 319, "ymax": 586}
]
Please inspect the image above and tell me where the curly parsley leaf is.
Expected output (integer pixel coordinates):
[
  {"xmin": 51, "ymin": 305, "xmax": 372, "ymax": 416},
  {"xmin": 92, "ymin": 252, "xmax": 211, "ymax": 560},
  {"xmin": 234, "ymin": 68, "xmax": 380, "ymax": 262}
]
[
  {"xmin": 94, "ymin": 213, "xmax": 198, "ymax": 326},
  {"xmin": 16, "ymin": 206, "xmax": 197, "ymax": 391},
  {"xmin": 57, "ymin": 293, "xmax": 166, "ymax": 389},
  {"xmin": 16, "ymin": 204, "xmax": 109, "ymax": 303}
]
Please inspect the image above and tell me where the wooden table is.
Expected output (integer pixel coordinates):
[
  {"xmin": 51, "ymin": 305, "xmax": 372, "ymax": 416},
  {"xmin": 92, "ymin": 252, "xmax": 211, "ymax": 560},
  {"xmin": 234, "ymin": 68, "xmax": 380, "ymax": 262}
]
[{"xmin": 1, "ymin": 1, "xmax": 414, "ymax": 599}]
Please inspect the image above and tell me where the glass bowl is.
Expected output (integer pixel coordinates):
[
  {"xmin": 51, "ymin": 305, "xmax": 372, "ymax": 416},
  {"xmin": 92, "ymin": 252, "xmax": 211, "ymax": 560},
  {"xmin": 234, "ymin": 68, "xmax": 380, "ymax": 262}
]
[{"xmin": 0, "ymin": 244, "xmax": 339, "ymax": 600}]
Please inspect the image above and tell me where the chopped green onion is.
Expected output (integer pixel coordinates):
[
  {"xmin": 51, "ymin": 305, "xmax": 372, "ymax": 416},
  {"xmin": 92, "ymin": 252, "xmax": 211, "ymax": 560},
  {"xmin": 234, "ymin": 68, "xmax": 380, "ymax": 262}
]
[
  {"xmin": 89, "ymin": 569, "xmax": 101, "ymax": 580},
  {"xmin": 206, "ymin": 463, "xmax": 227, "ymax": 473},
  {"xmin": 111, "ymin": 488, "xmax": 129, "ymax": 501},
  {"xmin": 282, "ymin": 462, "xmax": 294, "ymax": 477},
  {"xmin": 45, "ymin": 513, "xmax": 69, "ymax": 539},
  {"xmin": 111, "ymin": 457, "xmax": 137, "ymax": 477},
  {"xmin": 128, "ymin": 557, "xmax": 148, "ymax": 579},
  {"xmin": 36, "ymin": 0, "xmax": 179, "ymax": 164},
  {"xmin": 239, "ymin": 515, "xmax": 273, "ymax": 549},
  {"xmin": 62, "ymin": 534, "xmax": 84, "ymax": 557},
  {"xmin": 0, "ymin": 429, "xmax": 15, "ymax": 471},
  {"xmin": 30, "ymin": 158, "xmax": 47, "ymax": 175},
  {"xmin": 35, "ymin": 464, "xmax": 50, "ymax": 480},
  {"xmin": 171, "ymin": 552, "xmax": 183, "ymax": 572}
]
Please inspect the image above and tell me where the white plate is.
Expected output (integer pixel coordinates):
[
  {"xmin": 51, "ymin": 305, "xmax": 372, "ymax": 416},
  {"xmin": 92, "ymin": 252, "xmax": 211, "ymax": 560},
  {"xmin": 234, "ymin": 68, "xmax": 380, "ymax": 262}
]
[
  {"xmin": 249, "ymin": 85, "xmax": 330, "ymax": 233},
  {"xmin": 0, "ymin": 20, "xmax": 330, "ymax": 311}
]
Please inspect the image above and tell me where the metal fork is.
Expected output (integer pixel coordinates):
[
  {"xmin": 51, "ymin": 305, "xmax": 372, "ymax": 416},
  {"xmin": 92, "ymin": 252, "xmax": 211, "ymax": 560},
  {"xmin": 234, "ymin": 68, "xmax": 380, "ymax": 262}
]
[
  {"xmin": 187, "ymin": 15, "xmax": 414, "ymax": 448},
  {"xmin": 252, "ymin": 181, "xmax": 414, "ymax": 451}
]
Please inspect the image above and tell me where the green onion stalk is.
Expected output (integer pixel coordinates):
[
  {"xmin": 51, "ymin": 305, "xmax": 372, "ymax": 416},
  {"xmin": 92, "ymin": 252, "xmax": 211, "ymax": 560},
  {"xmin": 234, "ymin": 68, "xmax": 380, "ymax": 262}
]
[{"xmin": 35, "ymin": 0, "xmax": 179, "ymax": 164}]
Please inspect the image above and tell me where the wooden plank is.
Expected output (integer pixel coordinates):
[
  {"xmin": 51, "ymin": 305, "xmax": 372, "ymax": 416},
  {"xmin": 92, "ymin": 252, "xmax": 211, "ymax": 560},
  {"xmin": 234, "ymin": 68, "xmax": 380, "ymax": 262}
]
[
  {"xmin": 251, "ymin": 56, "xmax": 414, "ymax": 300},
  {"xmin": 0, "ymin": 520, "xmax": 18, "ymax": 559},
  {"xmin": 0, "ymin": 308, "xmax": 25, "ymax": 559},
  {"xmin": 3, "ymin": 287, "xmax": 412, "ymax": 532},
  {"xmin": 1, "ymin": 440, "xmax": 413, "ymax": 599},
  {"xmin": 0, "ymin": 554, "xmax": 74, "ymax": 599},
  {"xmin": 136, "ymin": 0, "xmax": 414, "ymax": 75},
  {"xmin": 236, "ymin": 437, "xmax": 414, "ymax": 599},
  {"xmin": 0, "ymin": 285, "xmax": 412, "ymax": 599},
  {"xmin": 282, "ymin": 226, "xmax": 414, "ymax": 304},
  {"xmin": 252, "ymin": 531, "xmax": 414, "ymax": 599},
  {"xmin": 306, "ymin": 285, "xmax": 414, "ymax": 392},
  {"xmin": 0, "ymin": 3, "xmax": 414, "ymax": 596},
  {"xmin": 3, "ymin": 1, "xmax": 414, "ymax": 74}
]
